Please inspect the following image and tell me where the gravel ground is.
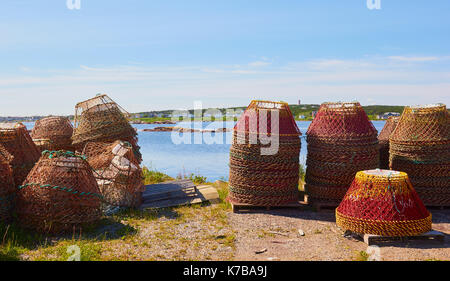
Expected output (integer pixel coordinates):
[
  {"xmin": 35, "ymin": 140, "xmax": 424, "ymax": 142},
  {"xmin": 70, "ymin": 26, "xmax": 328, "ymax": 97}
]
[{"xmin": 229, "ymin": 208, "xmax": 450, "ymax": 261}]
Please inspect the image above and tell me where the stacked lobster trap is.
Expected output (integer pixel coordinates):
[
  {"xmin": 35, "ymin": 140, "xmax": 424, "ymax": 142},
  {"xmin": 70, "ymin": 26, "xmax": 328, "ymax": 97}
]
[
  {"xmin": 336, "ymin": 169, "xmax": 432, "ymax": 236},
  {"xmin": 378, "ymin": 116, "xmax": 400, "ymax": 169},
  {"xmin": 0, "ymin": 123, "xmax": 41, "ymax": 187},
  {"xmin": 71, "ymin": 94, "xmax": 141, "ymax": 162},
  {"xmin": 227, "ymin": 100, "xmax": 301, "ymax": 206},
  {"xmin": 305, "ymin": 102, "xmax": 379, "ymax": 205},
  {"xmin": 16, "ymin": 151, "xmax": 102, "ymax": 233},
  {"xmin": 83, "ymin": 140, "xmax": 144, "ymax": 208},
  {"xmin": 389, "ymin": 104, "xmax": 450, "ymax": 206},
  {"xmin": 0, "ymin": 144, "xmax": 15, "ymax": 222},
  {"xmin": 31, "ymin": 116, "xmax": 74, "ymax": 152}
]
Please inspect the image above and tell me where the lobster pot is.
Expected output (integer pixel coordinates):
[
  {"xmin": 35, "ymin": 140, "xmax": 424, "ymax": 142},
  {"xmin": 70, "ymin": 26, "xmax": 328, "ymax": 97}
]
[
  {"xmin": 0, "ymin": 123, "xmax": 40, "ymax": 186},
  {"xmin": 390, "ymin": 104, "xmax": 450, "ymax": 206},
  {"xmin": 228, "ymin": 100, "xmax": 301, "ymax": 206},
  {"xmin": 16, "ymin": 151, "xmax": 102, "ymax": 233},
  {"xmin": 31, "ymin": 116, "xmax": 74, "ymax": 152},
  {"xmin": 0, "ymin": 144, "xmax": 15, "ymax": 222},
  {"xmin": 305, "ymin": 102, "xmax": 379, "ymax": 204},
  {"xmin": 71, "ymin": 94, "xmax": 141, "ymax": 162},
  {"xmin": 83, "ymin": 141, "xmax": 143, "ymax": 207},
  {"xmin": 378, "ymin": 116, "xmax": 400, "ymax": 169},
  {"xmin": 336, "ymin": 169, "xmax": 431, "ymax": 236}
]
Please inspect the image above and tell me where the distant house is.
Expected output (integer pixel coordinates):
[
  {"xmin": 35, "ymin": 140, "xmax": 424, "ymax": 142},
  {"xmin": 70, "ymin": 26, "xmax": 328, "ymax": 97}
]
[
  {"xmin": 380, "ymin": 112, "xmax": 401, "ymax": 119},
  {"xmin": 298, "ymin": 115, "xmax": 305, "ymax": 119}
]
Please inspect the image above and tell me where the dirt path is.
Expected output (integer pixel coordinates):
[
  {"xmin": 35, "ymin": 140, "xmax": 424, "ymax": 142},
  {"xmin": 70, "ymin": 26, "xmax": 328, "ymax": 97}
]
[{"xmin": 229, "ymin": 208, "xmax": 450, "ymax": 261}]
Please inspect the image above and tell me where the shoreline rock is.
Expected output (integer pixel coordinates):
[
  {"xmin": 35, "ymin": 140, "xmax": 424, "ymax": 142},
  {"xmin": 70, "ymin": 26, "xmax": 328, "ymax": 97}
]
[{"xmin": 141, "ymin": 126, "xmax": 231, "ymax": 133}]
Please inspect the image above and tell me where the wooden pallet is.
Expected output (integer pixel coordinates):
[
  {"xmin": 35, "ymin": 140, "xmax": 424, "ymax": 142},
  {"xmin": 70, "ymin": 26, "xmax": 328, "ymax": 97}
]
[
  {"xmin": 231, "ymin": 200, "xmax": 308, "ymax": 213},
  {"xmin": 140, "ymin": 180, "xmax": 219, "ymax": 209},
  {"xmin": 308, "ymin": 199, "xmax": 339, "ymax": 212},
  {"xmin": 351, "ymin": 230, "xmax": 446, "ymax": 246},
  {"xmin": 427, "ymin": 205, "xmax": 450, "ymax": 210}
]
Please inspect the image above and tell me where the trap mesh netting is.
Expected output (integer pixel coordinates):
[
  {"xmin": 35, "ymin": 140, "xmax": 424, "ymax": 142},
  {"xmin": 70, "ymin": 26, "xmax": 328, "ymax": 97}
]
[
  {"xmin": 83, "ymin": 140, "xmax": 144, "ymax": 208},
  {"xmin": 378, "ymin": 116, "xmax": 400, "ymax": 169},
  {"xmin": 0, "ymin": 123, "xmax": 40, "ymax": 187},
  {"xmin": 71, "ymin": 94, "xmax": 141, "ymax": 162},
  {"xmin": 0, "ymin": 144, "xmax": 15, "ymax": 222},
  {"xmin": 16, "ymin": 150, "xmax": 102, "ymax": 233},
  {"xmin": 31, "ymin": 116, "xmax": 74, "ymax": 152},
  {"xmin": 305, "ymin": 102, "xmax": 379, "ymax": 204},
  {"xmin": 389, "ymin": 104, "xmax": 449, "ymax": 206},
  {"xmin": 336, "ymin": 169, "xmax": 432, "ymax": 236},
  {"xmin": 227, "ymin": 100, "xmax": 301, "ymax": 206}
]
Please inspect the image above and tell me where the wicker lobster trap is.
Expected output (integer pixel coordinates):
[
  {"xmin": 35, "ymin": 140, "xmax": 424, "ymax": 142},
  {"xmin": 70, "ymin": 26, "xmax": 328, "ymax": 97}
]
[
  {"xmin": 83, "ymin": 140, "xmax": 144, "ymax": 208},
  {"xmin": 0, "ymin": 144, "xmax": 15, "ymax": 222},
  {"xmin": 227, "ymin": 100, "xmax": 301, "ymax": 206},
  {"xmin": 336, "ymin": 169, "xmax": 432, "ymax": 236},
  {"xmin": 31, "ymin": 116, "xmax": 74, "ymax": 152},
  {"xmin": 15, "ymin": 150, "xmax": 102, "ymax": 233},
  {"xmin": 71, "ymin": 94, "xmax": 141, "ymax": 162},
  {"xmin": 378, "ymin": 116, "xmax": 400, "ymax": 169},
  {"xmin": 0, "ymin": 123, "xmax": 40, "ymax": 186},
  {"xmin": 305, "ymin": 102, "xmax": 379, "ymax": 205},
  {"xmin": 389, "ymin": 104, "xmax": 449, "ymax": 206}
]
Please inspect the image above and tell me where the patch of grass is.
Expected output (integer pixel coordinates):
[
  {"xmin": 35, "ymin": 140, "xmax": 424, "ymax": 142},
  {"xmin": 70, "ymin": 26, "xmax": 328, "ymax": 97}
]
[
  {"xmin": 354, "ymin": 251, "xmax": 369, "ymax": 261},
  {"xmin": 214, "ymin": 181, "xmax": 231, "ymax": 210},
  {"xmin": 187, "ymin": 173, "xmax": 207, "ymax": 185},
  {"xmin": 298, "ymin": 164, "xmax": 306, "ymax": 182},
  {"xmin": 34, "ymin": 240, "xmax": 103, "ymax": 261},
  {"xmin": 0, "ymin": 223, "xmax": 45, "ymax": 261},
  {"xmin": 142, "ymin": 166, "xmax": 174, "ymax": 185}
]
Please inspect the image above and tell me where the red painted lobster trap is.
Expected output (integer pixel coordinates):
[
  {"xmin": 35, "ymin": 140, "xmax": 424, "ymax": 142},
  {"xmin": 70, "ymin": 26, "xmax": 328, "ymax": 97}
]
[
  {"xmin": 305, "ymin": 102, "xmax": 379, "ymax": 205},
  {"xmin": 227, "ymin": 100, "xmax": 301, "ymax": 206},
  {"xmin": 336, "ymin": 169, "xmax": 432, "ymax": 236}
]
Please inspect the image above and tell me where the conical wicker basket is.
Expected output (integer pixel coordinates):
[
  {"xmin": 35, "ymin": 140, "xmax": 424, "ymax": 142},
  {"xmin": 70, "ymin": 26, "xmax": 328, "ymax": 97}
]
[
  {"xmin": 305, "ymin": 102, "xmax": 379, "ymax": 204},
  {"xmin": 31, "ymin": 116, "xmax": 74, "ymax": 152},
  {"xmin": 227, "ymin": 100, "xmax": 301, "ymax": 206},
  {"xmin": 71, "ymin": 94, "xmax": 141, "ymax": 162},
  {"xmin": 0, "ymin": 144, "xmax": 15, "ymax": 222},
  {"xmin": 16, "ymin": 151, "xmax": 102, "ymax": 233},
  {"xmin": 389, "ymin": 103, "xmax": 449, "ymax": 206},
  {"xmin": 336, "ymin": 169, "xmax": 432, "ymax": 236},
  {"xmin": 83, "ymin": 141, "xmax": 143, "ymax": 207},
  {"xmin": 0, "ymin": 123, "xmax": 40, "ymax": 186},
  {"xmin": 378, "ymin": 116, "xmax": 400, "ymax": 169}
]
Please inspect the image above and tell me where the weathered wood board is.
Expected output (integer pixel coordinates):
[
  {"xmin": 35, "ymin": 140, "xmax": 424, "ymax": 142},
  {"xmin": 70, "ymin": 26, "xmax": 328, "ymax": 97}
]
[
  {"xmin": 140, "ymin": 181, "xmax": 219, "ymax": 209},
  {"xmin": 361, "ymin": 230, "xmax": 445, "ymax": 246}
]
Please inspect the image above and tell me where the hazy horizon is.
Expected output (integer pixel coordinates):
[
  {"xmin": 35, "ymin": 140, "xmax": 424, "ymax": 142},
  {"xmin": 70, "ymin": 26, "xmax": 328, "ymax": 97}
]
[{"xmin": 1, "ymin": 1, "xmax": 449, "ymax": 115}]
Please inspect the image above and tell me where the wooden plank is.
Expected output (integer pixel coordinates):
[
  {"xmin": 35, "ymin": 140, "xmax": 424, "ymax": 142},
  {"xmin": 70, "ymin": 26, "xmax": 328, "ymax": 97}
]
[
  {"xmin": 230, "ymin": 201, "xmax": 307, "ymax": 213},
  {"xmin": 142, "ymin": 187, "xmax": 196, "ymax": 199},
  {"xmin": 143, "ymin": 180, "xmax": 196, "ymax": 197},
  {"xmin": 140, "ymin": 185, "xmax": 220, "ymax": 209},
  {"xmin": 362, "ymin": 230, "xmax": 445, "ymax": 246}
]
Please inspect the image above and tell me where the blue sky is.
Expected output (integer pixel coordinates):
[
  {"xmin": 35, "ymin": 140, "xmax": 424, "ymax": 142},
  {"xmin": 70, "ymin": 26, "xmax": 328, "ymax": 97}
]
[{"xmin": 0, "ymin": 0, "xmax": 449, "ymax": 115}]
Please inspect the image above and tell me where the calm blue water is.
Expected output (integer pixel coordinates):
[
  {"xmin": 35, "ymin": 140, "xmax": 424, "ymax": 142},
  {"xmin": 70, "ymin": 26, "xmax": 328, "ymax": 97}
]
[
  {"xmin": 22, "ymin": 121, "xmax": 386, "ymax": 182},
  {"xmin": 135, "ymin": 121, "xmax": 386, "ymax": 182}
]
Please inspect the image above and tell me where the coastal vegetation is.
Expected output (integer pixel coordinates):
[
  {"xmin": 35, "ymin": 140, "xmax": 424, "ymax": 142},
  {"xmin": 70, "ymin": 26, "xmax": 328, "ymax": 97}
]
[{"xmin": 132, "ymin": 104, "xmax": 405, "ymax": 123}]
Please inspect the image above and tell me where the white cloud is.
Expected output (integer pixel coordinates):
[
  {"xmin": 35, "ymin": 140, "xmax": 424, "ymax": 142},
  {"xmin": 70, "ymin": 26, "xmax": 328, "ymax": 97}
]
[
  {"xmin": 1, "ymin": 55, "xmax": 449, "ymax": 115},
  {"xmin": 388, "ymin": 56, "xmax": 440, "ymax": 62},
  {"xmin": 248, "ymin": 61, "xmax": 272, "ymax": 67}
]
